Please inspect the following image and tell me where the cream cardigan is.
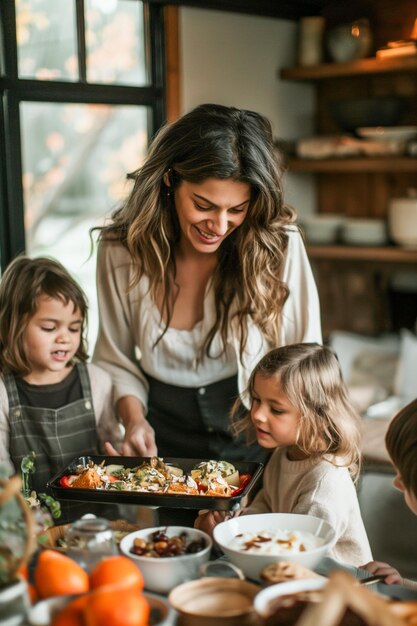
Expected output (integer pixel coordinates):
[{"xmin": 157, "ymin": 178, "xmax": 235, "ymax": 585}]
[
  {"xmin": 93, "ymin": 227, "xmax": 322, "ymax": 409},
  {"xmin": 245, "ymin": 447, "xmax": 373, "ymax": 567}
]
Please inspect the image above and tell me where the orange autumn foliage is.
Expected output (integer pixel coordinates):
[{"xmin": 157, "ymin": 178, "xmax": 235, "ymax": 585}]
[
  {"xmin": 34, "ymin": 550, "xmax": 90, "ymax": 599},
  {"xmin": 89, "ymin": 555, "xmax": 144, "ymax": 593}
]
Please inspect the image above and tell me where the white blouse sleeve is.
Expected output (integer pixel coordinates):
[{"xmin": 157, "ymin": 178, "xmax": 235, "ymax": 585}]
[
  {"xmin": 279, "ymin": 227, "xmax": 322, "ymax": 345},
  {"xmin": 87, "ymin": 363, "xmax": 124, "ymax": 449},
  {"xmin": 92, "ymin": 240, "xmax": 149, "ymax": 410}
]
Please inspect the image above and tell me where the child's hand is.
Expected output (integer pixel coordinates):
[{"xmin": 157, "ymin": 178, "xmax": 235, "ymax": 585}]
[
  {"xmin": 194, "ymin": 509, "xmax": 230, "ymax": 537},
  {"xmin": 360, "ymin": 560, "xmax": 402, "ymax": 585}
]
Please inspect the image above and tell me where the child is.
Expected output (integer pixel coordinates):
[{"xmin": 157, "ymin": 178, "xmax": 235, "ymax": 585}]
[
  {"xmin": 0, "ymin": 256, "xmax": 121, "ymax": 522},
  {"xmin": 360, "ymin": 399, "xmax": 417, "ymax": 585},
  {"xmin": 196, "ymin": 342, "xmax": 372, "ymax": 567}
]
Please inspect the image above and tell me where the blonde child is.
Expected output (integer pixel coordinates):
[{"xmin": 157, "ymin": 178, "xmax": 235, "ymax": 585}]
[
  {"xmin": 360, "ymin": 399, "xmax": 417, "ymax": 585},
  {"xmin": 0, "ymin": 256, "xmax": 121, "ymax": 521},
  {"xmin": 196, "ymin": 342, "xmax": 372, "ymax": 567}
]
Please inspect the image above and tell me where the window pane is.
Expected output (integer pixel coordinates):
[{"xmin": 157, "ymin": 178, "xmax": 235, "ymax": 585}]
[
  {"xmin": 86, "ymin": 0, "xmax": 148, "ymax": 85},
  {"xmin": 16, "ymin": 0, "xmax": 78, "ymax": 81},
  {"xmin": 20, "ymin": 102, "xmax": 149, "ymax": 350}
]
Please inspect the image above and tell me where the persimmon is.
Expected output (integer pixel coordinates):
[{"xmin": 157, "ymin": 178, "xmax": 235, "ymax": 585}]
[
  {"xmin": 89, "ymin": 556, "xmax": 144, "ymax": 592},
  {"xmin": 51, "ymin": 595, "xmax": 89, "ymax": 626},
  {"xmin": 34, "ymin": 550, "xmax": 89, "ymax": 599},
  {"xmin": 84, "ymin": 587, "xmax": 150, "ymax": 626}
]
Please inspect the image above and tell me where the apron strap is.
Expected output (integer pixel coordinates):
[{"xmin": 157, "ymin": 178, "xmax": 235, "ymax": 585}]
[{"xmin": 2, "ymin": 373, "xmax": 20, "ymax": 408}]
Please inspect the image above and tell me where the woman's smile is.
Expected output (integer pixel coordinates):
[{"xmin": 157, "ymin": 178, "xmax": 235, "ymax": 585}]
[
  {"xmin": 193, "ymin": 223, "xmax": 223, "ymax": 244},
  {"xmin": 173, "ymin": 177, "xmax": 250, "ymax": 255}
]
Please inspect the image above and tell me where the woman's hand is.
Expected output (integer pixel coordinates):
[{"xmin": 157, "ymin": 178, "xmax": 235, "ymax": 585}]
[
  {"xmin": 115, "ymin": 395, "xmax": 158, "ymax": 457},
  {"xmin": 360, "ymin": 560, "xmax": 402, "ymax": 585},
  {"xmin": 122, "ymin": 418, "xmax": 157, "ymax": 456}
]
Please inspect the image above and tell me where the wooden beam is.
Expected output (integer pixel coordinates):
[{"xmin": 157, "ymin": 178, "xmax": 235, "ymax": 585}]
[{"xmin": 164, "ymin": 5, "xmax": 181, "ymax": 122}]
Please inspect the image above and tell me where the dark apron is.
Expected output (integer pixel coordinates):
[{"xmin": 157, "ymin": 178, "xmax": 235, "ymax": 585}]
[
  {"xmin": 145, "ymin": 373, "xmax": 269, "ymax": 464},
  {"xmin": 145, "ymin": 373, "xmax": 269, "ymax": 526},
  {"xmin": 5, "ymin": 363, "xmax": 117, "ymax": 524}
]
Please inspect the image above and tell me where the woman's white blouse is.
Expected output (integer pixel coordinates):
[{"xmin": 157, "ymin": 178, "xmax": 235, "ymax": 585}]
[{"xmin": 92, "ymin": 227, "xmax": 322, "ymax": 411}]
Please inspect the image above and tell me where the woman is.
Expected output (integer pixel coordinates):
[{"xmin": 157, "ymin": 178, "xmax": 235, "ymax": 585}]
[{"xmin": 93, "ymin": 103, "xmax": 322, "ymax": 463}]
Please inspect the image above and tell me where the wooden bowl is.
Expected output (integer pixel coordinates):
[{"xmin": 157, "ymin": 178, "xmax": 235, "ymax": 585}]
[{"xmin": 169, "ymin": 577, "xmax": 260, "ymax": 626}]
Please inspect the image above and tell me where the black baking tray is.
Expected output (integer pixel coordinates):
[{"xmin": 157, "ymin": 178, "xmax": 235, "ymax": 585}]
[{"xmin": 47, "ymin": 456, "xmax": 264, "ymax": 511}]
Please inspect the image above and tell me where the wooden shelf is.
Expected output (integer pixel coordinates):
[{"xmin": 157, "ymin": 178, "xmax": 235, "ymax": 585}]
[
  {"xmin": 307, "ymin": 245, "xmax": 417, "ymax": 263},
  {"xmin": 280, "ymin": 56, "xmax": 417, "ymax": 81},
  {"xmin": 288, "ymin": 157, "xmax": 417, "ymax": 173}
]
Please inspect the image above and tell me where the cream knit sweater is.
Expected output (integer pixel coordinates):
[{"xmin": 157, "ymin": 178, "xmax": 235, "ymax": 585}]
[{"xmin": 245, "ymin": 447, "xmax": 372, "ymax": 567}]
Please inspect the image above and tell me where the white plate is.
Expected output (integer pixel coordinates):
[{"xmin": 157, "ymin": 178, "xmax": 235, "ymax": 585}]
[
  {"xmin": 28, "ymin": 592, "xmax": 174, "ymax": 626},
  {"xmin": 356, "ymin": 126, "xmax": 417, "ymax": 142}
]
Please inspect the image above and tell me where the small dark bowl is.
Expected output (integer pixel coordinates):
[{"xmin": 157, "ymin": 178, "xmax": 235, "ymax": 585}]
[{"xmin": 328, "ymin": 96, "xmax": 407, "ymax": 134}]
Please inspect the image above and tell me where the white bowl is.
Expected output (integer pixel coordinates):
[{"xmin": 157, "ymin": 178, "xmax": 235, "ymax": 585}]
[
  {"xmin": 213, "ymin": 513, "xmax": 336, "ymax": 582},
  {"xmin": 28, "ymin": 592, "xmax": 173, "ymax": 626},
  {"xmin": 119, "ymin": 526, "xmax": 212, "ymax": 594},
  {"xmin": 254, "ymin": 577, "xmax": 327, "ymax": 620},
  {"xmin": 341, "ymin": 218, "xmax": 388, "ymax": 246},
  {"xmin": 301, "ymin": 214, "xmax": 345, "ymax": 245}
]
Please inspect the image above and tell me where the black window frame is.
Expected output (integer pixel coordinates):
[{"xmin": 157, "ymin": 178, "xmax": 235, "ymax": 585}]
[{"xmin": 0, "ymin": 0, "xmax": 166, "ymax": 271}]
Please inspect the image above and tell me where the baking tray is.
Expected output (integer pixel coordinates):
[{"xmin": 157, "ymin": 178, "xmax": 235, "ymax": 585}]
[{"xmin": 47, "ymin": 455, "xmax": 264, "ymax": 511}]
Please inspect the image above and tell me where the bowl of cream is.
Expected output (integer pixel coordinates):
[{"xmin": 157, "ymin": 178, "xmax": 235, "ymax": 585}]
[{"xmin": 213, "ymin": 513, "xmax": 336, "ymax": 582}]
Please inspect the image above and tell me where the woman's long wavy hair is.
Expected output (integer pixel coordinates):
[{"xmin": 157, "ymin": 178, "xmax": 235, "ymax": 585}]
[
  {"xmin": 0, "ymin": 256, "xmax": 89, "ymax": 376},
  {"xmin": 97, "ymin": 103, "xmax": 296, "ymax": 358},
  {"xmin": 233, "ymin": 343, "xmax": 362, "ymax": 480}
]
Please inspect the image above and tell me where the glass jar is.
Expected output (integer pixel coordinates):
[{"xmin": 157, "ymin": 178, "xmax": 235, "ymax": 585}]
[{"xmin": 65, "ymin": 517, "xmax": 117, "ymax": 572}]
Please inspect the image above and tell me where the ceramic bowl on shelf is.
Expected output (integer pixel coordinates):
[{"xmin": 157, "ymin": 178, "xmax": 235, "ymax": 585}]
[
  {"xmin": 301, "ymin": 214, "xmax": 345, "ymax": 245},
  {"xmin": 341, "ymin": 218, "xmax": 388, "ymax": 246},
  {"xmin": 388, "ymin": 190, "xmax": 417, "ymax": 248},
  {"xmin": 328, "ymin": 96, "xmax": 407, "ymax": 134},
  {"xmin": 326, "ymin": 18, "xmax": 372, "ymax": 63},
  {"xmin": 213, "ymin": 513, "xmax": 336, "ymax": 582},
  {"xmin": 356, "ymin": 126, "xmax": 417, "ymax": 142}
]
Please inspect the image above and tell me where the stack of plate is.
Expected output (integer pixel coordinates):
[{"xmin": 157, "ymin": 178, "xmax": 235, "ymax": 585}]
[
  {"xmin": 341, "ymin": 218, "xmax": 388, "ymax": 246},
  {"xmin": 301, "ymin": 214, "xmax": 345, "ymax": 245},
  {"xmin": 356, "ymin": 126, "xmax": 417, "ymax": 142}
]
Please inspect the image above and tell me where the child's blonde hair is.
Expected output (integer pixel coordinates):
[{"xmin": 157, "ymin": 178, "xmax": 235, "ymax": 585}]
[
  {"xmin": 0, "ymin": 256, "xmax": 89, "ymax": 376},
  {"xmin": 234, "ymin": 342, "xmax": 362, "ymax": 480},
  {"xmin": 386, "ymin": 399, "xmax": 417, "ymax": 499}
]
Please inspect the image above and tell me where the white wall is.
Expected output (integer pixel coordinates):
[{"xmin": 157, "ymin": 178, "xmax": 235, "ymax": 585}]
[{"xmin": 179, "ymin": 7, "xmax": 317, "ymax": 216}]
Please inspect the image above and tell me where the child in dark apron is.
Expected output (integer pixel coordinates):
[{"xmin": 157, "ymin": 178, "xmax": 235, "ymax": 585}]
[{"xmin": 0, "ymin": 256, "xmax": 122, "ymax": 523}]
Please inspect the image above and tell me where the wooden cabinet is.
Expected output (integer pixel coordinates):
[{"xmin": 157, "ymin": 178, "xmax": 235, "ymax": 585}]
[{"xmin": 280, "ymin": 56, "xmax": 417, "ymax": 337}]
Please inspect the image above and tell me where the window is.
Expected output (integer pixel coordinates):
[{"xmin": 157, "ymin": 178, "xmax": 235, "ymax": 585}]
[{"xmin": 0, "ymin": 0, "xmax": 167, "ymax": 348}]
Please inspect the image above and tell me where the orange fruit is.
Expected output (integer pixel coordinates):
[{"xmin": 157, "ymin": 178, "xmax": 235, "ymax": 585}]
[
  {"xmin": 34, "ymin": 550, "xmax": 89, "ymax": 599},
  {"xmin": 51, "ymin": 595, "xmax": 89, "ymax": 626},
  {"xmin": 84, "ymin": 587, "xmax": 149, "ymax": 626},
  {"xmin": 89, "ymin": 556, "xmax": 144, "ymax": 592}
]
